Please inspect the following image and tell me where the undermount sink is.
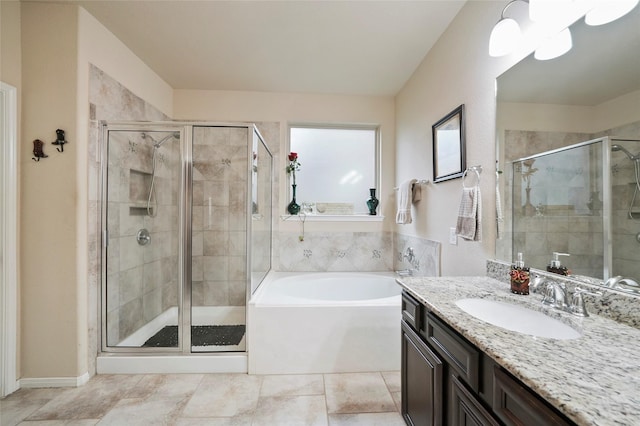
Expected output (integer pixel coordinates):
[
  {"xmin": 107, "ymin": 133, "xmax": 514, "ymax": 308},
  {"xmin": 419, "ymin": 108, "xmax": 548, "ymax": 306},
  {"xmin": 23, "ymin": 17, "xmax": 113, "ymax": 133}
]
[{"xmin": 455, "ymin": 298, "xmax": 582, "ymax": 340}]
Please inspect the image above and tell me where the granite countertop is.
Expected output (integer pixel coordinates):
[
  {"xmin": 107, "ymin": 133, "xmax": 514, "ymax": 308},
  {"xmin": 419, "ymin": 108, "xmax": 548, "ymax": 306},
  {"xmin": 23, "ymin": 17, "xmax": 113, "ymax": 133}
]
[{"xmin": 396, "ymin": 275, "xmax": 640, "ymax": 426}]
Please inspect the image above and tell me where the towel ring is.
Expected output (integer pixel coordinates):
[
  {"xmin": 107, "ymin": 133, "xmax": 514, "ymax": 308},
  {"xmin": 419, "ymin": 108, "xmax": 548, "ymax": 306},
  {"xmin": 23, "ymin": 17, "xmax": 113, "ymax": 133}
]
[{"xmin": 462, "ymin": 166, "xmax": 481, "ymax": 189}]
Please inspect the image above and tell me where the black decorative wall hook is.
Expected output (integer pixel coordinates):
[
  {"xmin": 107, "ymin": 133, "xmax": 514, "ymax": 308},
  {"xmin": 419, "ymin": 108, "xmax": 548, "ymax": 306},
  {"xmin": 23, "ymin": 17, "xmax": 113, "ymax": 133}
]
[
  {"xmin": 32, "ymin": 139, "xmax": 48, "ymax": 162},
  {"xmin": 52, "ymin": 129, "xmax": 68, "ymax": 152}
]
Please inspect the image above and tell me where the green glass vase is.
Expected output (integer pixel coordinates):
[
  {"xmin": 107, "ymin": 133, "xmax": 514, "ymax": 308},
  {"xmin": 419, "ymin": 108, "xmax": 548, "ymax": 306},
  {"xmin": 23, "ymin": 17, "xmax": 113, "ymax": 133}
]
[
  {"xmin": 367, "ymin": 188, "xmax": 379, "ymax": 215},
  {"xmin": 287, "ymin": 184, "xmax": 300, "ymax": 215}
]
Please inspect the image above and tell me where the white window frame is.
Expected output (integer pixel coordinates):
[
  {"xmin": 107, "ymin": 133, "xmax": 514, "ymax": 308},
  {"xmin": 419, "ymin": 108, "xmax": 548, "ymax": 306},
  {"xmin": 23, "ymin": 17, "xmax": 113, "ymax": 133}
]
[{"xmin": 286, "ymin": 123, "xmax": 382, "ymax": 221}]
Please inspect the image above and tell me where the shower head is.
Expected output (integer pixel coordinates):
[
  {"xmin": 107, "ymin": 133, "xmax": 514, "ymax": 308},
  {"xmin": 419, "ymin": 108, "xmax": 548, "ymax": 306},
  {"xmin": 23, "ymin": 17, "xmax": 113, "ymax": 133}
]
[
  {"xmin": 152, "ymin": 132, "xmax": 180, "ymax": 149},
  {"xmin": 612, "ymin": 144, "xmax": 640, "ymax": 161},
  {"xmin": 142, "ymin": 131, "xmax": 180, "ymax": 148}
]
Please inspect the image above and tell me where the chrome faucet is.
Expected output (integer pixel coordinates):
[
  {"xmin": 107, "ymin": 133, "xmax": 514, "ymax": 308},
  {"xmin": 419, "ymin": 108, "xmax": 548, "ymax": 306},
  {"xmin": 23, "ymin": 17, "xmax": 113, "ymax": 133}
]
[
  {"xmin": 530, "ymin": 274, "xmax": 546, "ymax": 294},
  {"xmin": 395, "ymin": 269, "xmax": 413, "ymax": 277},
  {"xmin": 604, "ymin": 275, "xmax": 640, "ymax": 292},
  {"xmin": 605, "ymin": 276, "xmax": 624, "ymax": 288},
  {"xmin": 541, "ymin": 281, "xmax": 601, "ymax": 317},
  {"xmin": 397, "ymin": 247, "xmax": 418, "ymax": 277},
  {"xmin": 542, "ymin": 281, "xmax": 568, "ymax": 310},
  {"xmin": 403, "ymin": 247, "xmax": 415, "ymax": 263},
  {"xmin": 568, "ymin": 287, "xmax": 590, "ymax": 317}
]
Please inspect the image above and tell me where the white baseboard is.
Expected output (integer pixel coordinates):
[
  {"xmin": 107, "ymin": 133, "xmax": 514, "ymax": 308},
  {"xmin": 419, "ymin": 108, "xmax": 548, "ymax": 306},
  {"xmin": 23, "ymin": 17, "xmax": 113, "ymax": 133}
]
[{"xmin": 20, "ymin": 372, "xmax": 90, "ymax": 388}]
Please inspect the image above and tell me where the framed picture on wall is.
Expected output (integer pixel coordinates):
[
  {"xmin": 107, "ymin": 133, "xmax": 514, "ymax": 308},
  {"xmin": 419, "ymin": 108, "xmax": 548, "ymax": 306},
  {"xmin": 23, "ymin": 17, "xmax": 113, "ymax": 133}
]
[{"xmin": 432, "ymin": 104, "xmax": 466, "ymax": 183}]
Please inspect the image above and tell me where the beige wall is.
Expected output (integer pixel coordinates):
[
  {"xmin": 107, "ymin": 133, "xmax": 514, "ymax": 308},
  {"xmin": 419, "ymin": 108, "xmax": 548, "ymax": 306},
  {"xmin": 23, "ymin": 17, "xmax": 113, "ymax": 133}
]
[
  {"xmin": 20, "ymin": 2, "xmax": 80, "ymax": 378},
  {"xmin": 174, "ymin": 90, "xmax": 396, "ymax": 234},
  {"xmin": 395, "ymin": 1, "xmax": 527, "ymax": 276},
  {"xmin": 1, "ymin": 1, "xmax": 21, "ymax": 87}
]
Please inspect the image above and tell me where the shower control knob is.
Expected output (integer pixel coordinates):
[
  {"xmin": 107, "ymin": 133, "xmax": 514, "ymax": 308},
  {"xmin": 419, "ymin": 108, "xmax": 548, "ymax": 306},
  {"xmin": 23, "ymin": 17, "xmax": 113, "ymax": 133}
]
[{"xmin": 136, "ymin": 228, "xmax": 151, "ymax": 246}]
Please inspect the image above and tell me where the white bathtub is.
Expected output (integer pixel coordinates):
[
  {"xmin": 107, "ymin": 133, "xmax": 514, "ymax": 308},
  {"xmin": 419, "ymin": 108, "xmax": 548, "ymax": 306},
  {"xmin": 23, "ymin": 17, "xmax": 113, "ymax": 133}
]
[{"xmin": 247, "ymin": 271, "xmax": 401, "ymax": 374}]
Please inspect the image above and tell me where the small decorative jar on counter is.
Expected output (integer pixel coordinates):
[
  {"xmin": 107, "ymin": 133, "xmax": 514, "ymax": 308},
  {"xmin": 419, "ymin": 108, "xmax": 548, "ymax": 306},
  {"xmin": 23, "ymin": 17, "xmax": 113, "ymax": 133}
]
[{"xmin": 510, "ymin": 252, "xmax": 530, "ymax": 295}]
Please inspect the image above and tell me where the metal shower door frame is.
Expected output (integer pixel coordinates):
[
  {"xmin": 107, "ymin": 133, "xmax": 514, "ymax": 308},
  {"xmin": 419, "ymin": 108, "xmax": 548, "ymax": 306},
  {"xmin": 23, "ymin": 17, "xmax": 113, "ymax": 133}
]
[{"xmin": 99, "ymin": 121, "xmax": 189, "ymax": 353}]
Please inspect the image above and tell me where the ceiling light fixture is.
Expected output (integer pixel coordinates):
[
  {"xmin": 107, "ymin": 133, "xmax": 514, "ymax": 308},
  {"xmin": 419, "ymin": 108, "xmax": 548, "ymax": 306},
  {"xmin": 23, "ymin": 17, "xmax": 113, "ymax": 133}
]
[
  {"xmin": 529, "ymin": 0, "xmax": 573, "ymax": 23},
  {"xmin": 489, "ymin": 0, "xmax": 527, "ymax": 57},
  {"xmin": 534, "ymin": 27, "xmax": 573, "ymax": 60},
  {"xmin": 585, "ymin": 0, "xmax": 639, "ymax": 26}
]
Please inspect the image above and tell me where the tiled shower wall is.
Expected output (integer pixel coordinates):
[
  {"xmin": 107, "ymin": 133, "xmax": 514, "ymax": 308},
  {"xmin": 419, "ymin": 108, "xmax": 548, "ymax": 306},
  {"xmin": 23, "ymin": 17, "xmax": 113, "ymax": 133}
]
[
  {"xmin": 103, "ymin": 131, "xmax": 180, "ymax": 345},
  {"xmin": 498, "ymin": 120, "xmax": 640, "ymax": 281},
  {"xmin": 191, "ymin": 126, "xmax": 249, "ymax": 307},
  {"xmin": 609, "ymin": 140, "xmax": 640, "ymax": 280}
]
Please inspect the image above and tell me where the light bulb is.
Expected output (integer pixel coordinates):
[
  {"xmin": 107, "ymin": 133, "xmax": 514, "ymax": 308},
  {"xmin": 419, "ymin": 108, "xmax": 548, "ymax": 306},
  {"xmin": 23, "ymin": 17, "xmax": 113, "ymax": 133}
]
[
  {"xmin": 489, "ymin": 18, "xmax": 522, "ymax": 57},
  {"xmin": 534, "ymin": 27, "xmax": 572, "ymax": 60},
  {"xmin": 585, "ymin": 0, "xmax": 639, "ymax": 26}
]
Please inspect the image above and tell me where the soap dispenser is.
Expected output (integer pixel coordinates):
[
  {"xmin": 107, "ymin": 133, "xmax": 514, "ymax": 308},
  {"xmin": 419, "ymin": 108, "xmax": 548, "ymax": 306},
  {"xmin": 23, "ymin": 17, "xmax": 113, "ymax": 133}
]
[
  {"xmin": 510, "ymin": 252, "xmax": 530, "ymax": 295},
  {"xmin": 547, "ymin": 252, "xmax": 570, "ymax": 276}
]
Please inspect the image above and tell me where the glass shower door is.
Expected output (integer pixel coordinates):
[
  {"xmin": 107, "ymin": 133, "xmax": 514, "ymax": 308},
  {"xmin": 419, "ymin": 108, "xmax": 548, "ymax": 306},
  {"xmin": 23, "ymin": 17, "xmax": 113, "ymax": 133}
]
[
  {"xmin": 190, "ymin": 126, "xmax": 249, "ymax": 352},
  {"xmin": 102, "ymin": 127, "xmax": 183, "ymax": 350}
]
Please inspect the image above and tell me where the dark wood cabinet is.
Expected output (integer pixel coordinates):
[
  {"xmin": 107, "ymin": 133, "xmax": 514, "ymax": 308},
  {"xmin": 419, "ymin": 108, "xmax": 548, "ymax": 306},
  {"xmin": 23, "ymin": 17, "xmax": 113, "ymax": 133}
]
[
  {"xmin": 402, "ymin": 320, "xmax": 444, "ymax": 426},
  {"xmin": 401, "ymin": 290, "xmax": 576, "ymax": 426}
]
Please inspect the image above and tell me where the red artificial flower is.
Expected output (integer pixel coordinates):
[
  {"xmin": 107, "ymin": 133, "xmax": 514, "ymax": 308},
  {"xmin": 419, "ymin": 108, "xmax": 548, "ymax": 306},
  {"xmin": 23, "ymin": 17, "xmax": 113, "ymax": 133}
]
[{"xmin": 288, "ymin": 152, "xmax": 298, "ymax": 162}]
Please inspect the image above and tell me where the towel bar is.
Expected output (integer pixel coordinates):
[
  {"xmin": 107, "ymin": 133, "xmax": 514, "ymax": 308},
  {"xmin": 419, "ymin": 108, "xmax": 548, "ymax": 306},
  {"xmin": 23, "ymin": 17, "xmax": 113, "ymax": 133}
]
[
  {"xmin": 462, "ymin": 166, "xmax": 482, "ymax": 188},
  {"xmin": 394, "ymin": 179, "xmax": 429, "ymax": 190}
]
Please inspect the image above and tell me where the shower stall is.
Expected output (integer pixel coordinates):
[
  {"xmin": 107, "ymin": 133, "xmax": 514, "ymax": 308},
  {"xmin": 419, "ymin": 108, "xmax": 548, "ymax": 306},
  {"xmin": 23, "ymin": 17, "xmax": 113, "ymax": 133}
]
[
  {"xmin": 512, "ymin": 136, "xmax": 640, "ymax": 283},
  {"xmin": 99, "ymin": 122, "xmax": 272, "ymax": 357}
]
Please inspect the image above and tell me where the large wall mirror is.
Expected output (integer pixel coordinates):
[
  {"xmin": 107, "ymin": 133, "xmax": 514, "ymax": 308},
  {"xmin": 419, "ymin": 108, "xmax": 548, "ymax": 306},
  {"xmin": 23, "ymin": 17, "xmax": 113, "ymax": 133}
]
[{"xmin": 495, "ymin": 5, "xmax": 640, "ymax": 289}]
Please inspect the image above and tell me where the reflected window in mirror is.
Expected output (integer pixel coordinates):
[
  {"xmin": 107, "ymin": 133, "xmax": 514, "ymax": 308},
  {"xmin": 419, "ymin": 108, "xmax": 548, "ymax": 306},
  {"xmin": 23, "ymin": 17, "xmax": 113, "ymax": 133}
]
[{"xmin": 289, "ymin": 125, "xmax": 379, "ymax": 215}]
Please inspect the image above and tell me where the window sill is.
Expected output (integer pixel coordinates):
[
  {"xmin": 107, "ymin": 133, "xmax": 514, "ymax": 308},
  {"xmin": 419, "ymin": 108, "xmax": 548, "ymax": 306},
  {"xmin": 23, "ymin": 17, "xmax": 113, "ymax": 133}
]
[{"xmin": 280, "ymin": 214, "xmax": 384, "ymax": 222}]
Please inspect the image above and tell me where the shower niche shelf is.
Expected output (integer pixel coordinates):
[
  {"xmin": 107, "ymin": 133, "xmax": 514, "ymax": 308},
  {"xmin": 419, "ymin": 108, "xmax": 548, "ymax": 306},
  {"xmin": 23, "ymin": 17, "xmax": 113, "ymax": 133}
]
[
  {"xmin": 129, "ymin": 204, "xmax": 152, "ymax": 216},
  {"xmin": 129, "ymin": 169, "xmax": 153, "ymax": 216}
]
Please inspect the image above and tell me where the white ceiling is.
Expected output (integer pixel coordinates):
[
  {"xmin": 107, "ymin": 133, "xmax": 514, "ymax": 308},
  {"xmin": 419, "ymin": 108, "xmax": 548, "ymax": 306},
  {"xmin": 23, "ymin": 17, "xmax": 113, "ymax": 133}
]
[{"xmin": 68, "ymin": 0, "xmax": 467, "ymax": 96}]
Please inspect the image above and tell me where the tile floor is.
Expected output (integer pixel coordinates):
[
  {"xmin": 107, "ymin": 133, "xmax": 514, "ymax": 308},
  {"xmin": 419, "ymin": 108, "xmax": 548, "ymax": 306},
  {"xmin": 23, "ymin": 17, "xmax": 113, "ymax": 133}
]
[{"xmin": 1, "ymin": 371, "xmax": 404, "ymax": 426}]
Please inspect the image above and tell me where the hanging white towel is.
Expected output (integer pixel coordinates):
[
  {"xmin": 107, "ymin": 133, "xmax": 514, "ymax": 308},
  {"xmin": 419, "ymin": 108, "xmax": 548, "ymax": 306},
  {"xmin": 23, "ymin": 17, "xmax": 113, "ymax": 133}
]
[
  {"xmin": 396, "ymin": 179, "xmax": 417, "ymax": 224},
  {"xmin": 456, "ymin": 185, "xmax": 482, "ymax": 241}
]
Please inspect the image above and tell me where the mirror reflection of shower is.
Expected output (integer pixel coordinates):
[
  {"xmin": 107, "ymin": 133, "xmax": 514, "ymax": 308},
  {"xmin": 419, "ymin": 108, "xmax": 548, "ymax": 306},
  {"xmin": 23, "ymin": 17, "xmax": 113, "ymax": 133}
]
[
  {"xmin": 142, "ymin": 132, "xmax": 180, "ymax": 217},
  {"xmin": 612, "ymin": 142, "xmax": 640, "ymax": 220}
]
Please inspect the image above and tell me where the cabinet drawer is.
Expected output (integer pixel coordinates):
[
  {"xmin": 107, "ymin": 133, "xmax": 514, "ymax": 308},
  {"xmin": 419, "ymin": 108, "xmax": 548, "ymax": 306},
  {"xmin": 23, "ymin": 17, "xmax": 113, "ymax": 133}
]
[
  {"xmin": 402, "ymin": 292, "xmax": 422, "ymax": 332},
  {"xmin": 493, "ymin": 366, "xmax": 574, "ymax": 426},
  {"xmin": 426, "ymin": 313, "xmax": 480, "ymax": 391}
]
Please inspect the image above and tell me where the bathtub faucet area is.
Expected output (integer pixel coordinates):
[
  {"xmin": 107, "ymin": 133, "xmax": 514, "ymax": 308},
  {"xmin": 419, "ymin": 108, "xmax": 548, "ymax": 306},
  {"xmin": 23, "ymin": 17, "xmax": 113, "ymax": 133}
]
[{"xmin": 396, "ymin": 269, "xmax": 413, "ymax": 277}]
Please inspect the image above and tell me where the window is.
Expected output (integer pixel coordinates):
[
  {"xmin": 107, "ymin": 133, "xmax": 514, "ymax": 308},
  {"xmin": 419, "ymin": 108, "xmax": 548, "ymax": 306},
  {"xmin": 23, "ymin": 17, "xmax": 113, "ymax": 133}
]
[{"xmin": 289, "ymin": 125, "xmax": 379, "ymax": 215}]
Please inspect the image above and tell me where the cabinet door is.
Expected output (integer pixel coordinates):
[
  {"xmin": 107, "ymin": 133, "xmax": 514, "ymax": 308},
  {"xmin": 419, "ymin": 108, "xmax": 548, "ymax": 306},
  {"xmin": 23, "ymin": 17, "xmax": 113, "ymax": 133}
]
[
  {"xmin": 450, "ymin": 374, "xmax": 500, "ymax": 426},
  {"xmin": 402, "ymin": 321, "xmax": 444, "ymax": 426}
]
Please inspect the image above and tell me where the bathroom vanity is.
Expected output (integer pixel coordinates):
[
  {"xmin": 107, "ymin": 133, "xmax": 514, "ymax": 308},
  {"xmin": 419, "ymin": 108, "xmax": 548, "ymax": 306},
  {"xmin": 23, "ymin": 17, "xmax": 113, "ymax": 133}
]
[{"xmin": 397, "ymin": 275, "xmax": 640, "ymax": 426}]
